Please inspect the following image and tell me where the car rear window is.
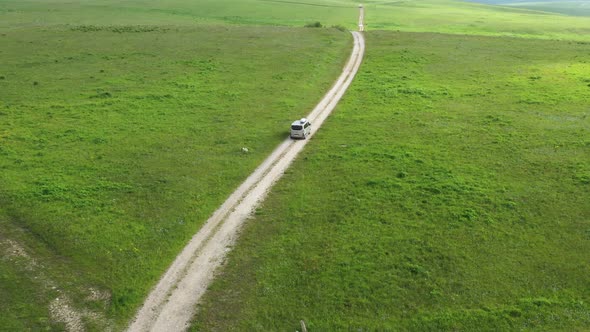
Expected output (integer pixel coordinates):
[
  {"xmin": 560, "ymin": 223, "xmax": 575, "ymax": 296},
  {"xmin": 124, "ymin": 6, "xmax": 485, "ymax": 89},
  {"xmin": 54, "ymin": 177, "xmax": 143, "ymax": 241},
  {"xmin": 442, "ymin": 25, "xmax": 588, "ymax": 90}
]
[{"xmin": 291, "ymin": 125, "xmax": 303, "ymax": 130}]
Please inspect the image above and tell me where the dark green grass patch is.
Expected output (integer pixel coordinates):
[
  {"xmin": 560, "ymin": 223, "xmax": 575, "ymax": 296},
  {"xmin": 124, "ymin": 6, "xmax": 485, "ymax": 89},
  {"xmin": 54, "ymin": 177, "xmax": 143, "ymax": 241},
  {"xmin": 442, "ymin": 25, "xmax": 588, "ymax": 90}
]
[
  {"xmin": 0, "ymin": 25, "xmax": 350, "ymax": 328},
  {"xmin": 191, "ymin": 31, "xmax": 590, "ymax": 331}
]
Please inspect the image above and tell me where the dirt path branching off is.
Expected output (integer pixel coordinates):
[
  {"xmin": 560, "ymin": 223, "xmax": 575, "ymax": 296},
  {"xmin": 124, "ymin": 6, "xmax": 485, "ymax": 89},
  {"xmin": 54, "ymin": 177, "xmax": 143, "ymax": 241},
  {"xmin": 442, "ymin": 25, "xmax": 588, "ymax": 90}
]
[
  {"xmin": 127, "ymin": 27, "xmax": 365, "ymax": 332},
  {"xmin": 0, "ymin": 237, "xmax": 114, "ymax": 331}
]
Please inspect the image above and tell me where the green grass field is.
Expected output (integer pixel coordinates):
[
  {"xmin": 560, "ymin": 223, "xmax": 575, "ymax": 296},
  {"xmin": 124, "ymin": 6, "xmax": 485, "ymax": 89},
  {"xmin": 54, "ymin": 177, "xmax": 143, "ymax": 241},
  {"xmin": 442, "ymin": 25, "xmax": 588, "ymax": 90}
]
[
  {"xmin": 2, "ymin": 0, "xmax": 590, "ymax": 330},
  {"xmin": 2, "ymin": 0, "xmax": 590, "ymax": 40},
  {"xmin": 0, "ymin": 24, "xmax": 351, "ymax": 329},
  {"xmin": 191, "ymin": 31, "xmax": 590, "ymax": 330}
]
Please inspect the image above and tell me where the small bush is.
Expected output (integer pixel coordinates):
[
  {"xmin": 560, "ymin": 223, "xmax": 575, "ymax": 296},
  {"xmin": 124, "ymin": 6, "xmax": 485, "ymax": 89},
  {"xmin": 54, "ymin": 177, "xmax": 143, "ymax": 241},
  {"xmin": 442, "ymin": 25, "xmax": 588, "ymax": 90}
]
[
  {"xmin": 70, "ymin": 25, "xmax": 165, "ymax": 33},
  {"xmin": 90, "ymin": 91, "xmax": 112, "ymax": 99},
  {"xmin": 331, "ymin": 25, "xmax": 348, "ymax": 32},
  {"xmin": 304, "ymin": 22, "xmax": 322, "ymax": 28}
]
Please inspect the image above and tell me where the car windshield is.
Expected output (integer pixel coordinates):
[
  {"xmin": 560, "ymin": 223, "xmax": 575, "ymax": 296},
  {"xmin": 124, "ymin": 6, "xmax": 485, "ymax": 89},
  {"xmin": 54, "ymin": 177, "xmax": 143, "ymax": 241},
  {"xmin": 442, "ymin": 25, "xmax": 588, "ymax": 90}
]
[{"xmin": 291, "ymin": 125, "xmax": 303, "ymax": 130}]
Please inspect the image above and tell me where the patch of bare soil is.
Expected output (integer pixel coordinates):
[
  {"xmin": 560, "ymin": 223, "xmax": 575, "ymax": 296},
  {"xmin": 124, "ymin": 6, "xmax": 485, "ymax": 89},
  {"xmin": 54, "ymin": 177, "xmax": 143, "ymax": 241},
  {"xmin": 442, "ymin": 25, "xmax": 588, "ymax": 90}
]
[{"xmin": 0, "ymin": 237, "xmax": 114, "ymax": 331}]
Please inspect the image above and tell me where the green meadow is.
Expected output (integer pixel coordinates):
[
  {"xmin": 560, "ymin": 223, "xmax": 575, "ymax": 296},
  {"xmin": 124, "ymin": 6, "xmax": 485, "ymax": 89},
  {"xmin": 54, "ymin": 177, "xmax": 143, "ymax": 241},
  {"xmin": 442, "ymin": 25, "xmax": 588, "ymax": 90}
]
[
  {"xmin": 0, "ymin": 24, "xmax": 351, "ymax": 329},
  {"xmin": 191, "ymin": 31, "xmax": 590, "ymax": 331},
  {"xmin": 2, "ymin": 0, "xmax": 590, "ymax": 330}
]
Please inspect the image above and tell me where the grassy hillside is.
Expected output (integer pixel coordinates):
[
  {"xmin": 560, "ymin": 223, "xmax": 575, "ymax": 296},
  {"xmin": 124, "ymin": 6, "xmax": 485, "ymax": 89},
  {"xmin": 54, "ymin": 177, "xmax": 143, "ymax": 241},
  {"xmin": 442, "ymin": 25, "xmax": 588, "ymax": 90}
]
[
  {"xmin": 363, "ymin": 0, "xmax": 590, "ymax": 40},
  {"xmin": 191, "ymin": 31, "xmax": 590, "ymax": 331},
  {"xmin": 0, "ymin": 24, "xmax": 351, "ymax": 329}
]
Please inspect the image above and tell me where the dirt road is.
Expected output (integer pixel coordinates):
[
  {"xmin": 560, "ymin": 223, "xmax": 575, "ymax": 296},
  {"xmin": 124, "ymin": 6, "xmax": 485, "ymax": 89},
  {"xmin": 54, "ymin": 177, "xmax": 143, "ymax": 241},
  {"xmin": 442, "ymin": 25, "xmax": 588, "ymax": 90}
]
[
  {"xmin": 359, "ymin": 5, "xmax": 365, "ymax": 31},
  {"xmin": 127, "ymin": 30, "xmax": 365, "ymax": 332}
]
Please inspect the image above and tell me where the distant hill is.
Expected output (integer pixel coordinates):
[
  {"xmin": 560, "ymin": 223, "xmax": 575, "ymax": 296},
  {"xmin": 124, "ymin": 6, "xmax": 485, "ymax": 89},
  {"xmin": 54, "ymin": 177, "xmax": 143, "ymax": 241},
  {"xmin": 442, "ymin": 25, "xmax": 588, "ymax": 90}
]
[
  {"xmin": 469, "ymin": 0, "xmax": 570, "ymax": 3},
  {"xmin": 465, "ymin": 0, "xmax": 590, "ymax": 16}
]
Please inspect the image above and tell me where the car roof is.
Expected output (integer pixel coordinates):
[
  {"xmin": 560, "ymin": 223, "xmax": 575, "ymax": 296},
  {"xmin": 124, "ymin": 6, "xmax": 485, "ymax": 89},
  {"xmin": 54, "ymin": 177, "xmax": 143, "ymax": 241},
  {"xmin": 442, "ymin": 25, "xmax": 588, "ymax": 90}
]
[{"xmin": 291, "ymin": 118, "xmax": 309, "ymax": 125}]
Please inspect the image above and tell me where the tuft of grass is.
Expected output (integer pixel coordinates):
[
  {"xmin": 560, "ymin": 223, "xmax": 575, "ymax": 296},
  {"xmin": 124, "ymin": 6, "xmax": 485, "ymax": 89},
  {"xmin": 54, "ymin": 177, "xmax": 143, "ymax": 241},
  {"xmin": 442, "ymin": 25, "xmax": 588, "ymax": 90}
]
[{"xmin": 190, "ymin": 31, "xmax": 590, "ymax": 331}]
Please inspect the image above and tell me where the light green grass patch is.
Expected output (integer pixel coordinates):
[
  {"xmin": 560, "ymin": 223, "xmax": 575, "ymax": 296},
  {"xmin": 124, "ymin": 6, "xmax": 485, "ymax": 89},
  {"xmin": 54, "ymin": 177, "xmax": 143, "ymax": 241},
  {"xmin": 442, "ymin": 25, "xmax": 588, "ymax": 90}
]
[{"xmin": 364, "ymin": 0, "xmax": 590, "ymax": 41}]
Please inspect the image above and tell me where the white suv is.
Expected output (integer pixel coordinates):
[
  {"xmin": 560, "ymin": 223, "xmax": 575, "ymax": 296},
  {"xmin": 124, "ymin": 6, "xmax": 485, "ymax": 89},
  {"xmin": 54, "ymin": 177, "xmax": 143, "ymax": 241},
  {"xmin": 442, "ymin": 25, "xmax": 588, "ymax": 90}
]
[{"xmin": 290, "ymin": 118, "xmax": 312, "ymax": 139}]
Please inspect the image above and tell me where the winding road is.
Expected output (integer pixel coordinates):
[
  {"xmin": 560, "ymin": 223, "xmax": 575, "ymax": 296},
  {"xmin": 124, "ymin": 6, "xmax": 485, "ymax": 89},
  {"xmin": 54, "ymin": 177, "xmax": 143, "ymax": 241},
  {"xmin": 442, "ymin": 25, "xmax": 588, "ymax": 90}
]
[{"xmin": 127, "ymin": 13, "xmax": 366, "ymax": 332}]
